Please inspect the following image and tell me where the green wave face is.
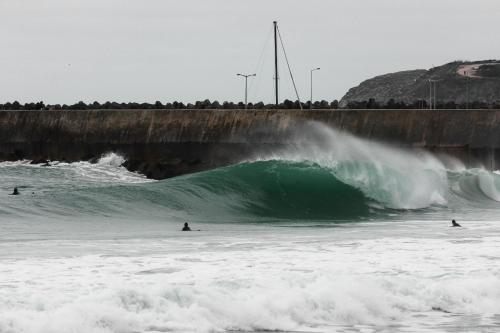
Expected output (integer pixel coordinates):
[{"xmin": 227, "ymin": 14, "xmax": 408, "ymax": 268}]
[
  {"xmin": 2, "ymin": 159, "xmax": 376, "ymax": 222},
  {"xmin": 150, "ymin": 160, "xmax": 500, "ymax": 223},
  {"xmin": 171, "ymin": 160, "xmax": 371, "ymax": 221},
  {"xmin": 7, "ymin": 158, "xmax": 499, "ymax": 223}
]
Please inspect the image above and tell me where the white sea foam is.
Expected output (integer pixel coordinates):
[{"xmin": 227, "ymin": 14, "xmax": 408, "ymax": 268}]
[
  {"xmin": 49, "ymin": 153, "xmax": 151, "ymax": 184},
  {"xmin": 1, "ymin": 222, "xmax": 500, "ymax": 333},
  {"xmin": 0, "ymin": 160, "xmax": 32, "ymax": 167},
  {"xmin": 97, "ymin": 152, "xmax": 127, "ymax": 167},
  {"xmin": 0, "ymin": 153, "xmax": 152, "ymax": 186}
]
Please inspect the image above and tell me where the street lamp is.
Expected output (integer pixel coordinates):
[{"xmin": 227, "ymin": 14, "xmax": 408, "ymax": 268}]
[
  {"xmin": 237, "ymin": 73, "xmax": 256, "ymax": 109},
  {"xmin": 310, "ymin": 68, "xmax": 320, "ymax": 110}
]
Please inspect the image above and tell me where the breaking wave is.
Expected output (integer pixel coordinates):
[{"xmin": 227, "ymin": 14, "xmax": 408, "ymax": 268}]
[{"xmin": 1, "ymin": 124, "xmax": 500, "ymax": 221}]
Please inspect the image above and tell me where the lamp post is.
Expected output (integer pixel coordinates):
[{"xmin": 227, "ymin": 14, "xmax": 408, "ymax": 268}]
[
  {"xmin": 310, "ymin": 68, "xmax": 320, "ymax": 110},
  {"xmin": 237, "ymin": 73, "xmax": 256, "ymax": 109}
]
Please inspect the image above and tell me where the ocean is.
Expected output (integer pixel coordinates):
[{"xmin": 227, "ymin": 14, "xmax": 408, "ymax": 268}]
[{"xmin": 1, "ymin": 125, "xmax": 500, "ymax": 333}]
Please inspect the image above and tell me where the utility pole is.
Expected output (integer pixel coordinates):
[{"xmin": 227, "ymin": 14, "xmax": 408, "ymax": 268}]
[
  {"xmin": 310, "ymin": 68, "xmax": 320, "ymax": 110},
  {"xmin": 273, "ymin": 21, "xmax": 279, "ymax": 106},
  {"xmin": 429, "ymin": 80, "xmax": 433, "ymax": 110},
  {"xmin": 237, "ymin": 73, "xmax": 256, "ymax": 109},
  {"xmin": 428, "ymin": 80, "xmax": 438, "ymax": 110},
  {"xmin": 434, "ymin": 80, "xmax": 437, "ymax": 110},
  {"xmin": 465, "ymin": 71, "xmax": 469, "ymax": 109}
]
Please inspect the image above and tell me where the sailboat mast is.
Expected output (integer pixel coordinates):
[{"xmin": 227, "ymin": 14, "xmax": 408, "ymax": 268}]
[{"xmin": 273, "ymin": 21, "xmax": 279, "ymax": 106}]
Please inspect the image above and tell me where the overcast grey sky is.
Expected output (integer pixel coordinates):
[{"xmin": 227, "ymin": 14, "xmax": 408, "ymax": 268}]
[{"xmin": 1, "ymin": 0, "xmax": 499, "ymax": 104}]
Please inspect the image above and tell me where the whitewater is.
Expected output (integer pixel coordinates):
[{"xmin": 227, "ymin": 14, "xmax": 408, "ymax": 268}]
[{"xmin": 1, "ymin": 124, "xmax": 500, "ymax": 333}]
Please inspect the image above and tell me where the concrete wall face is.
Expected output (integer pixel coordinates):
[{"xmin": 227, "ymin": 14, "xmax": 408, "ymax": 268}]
[{"xmin": 0, "ymin": 109, "xmax": 499, "ymax": 178}]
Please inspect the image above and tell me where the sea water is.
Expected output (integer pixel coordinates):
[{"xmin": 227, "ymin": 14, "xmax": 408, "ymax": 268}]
[{"xmin": 1, "ymin": 124, "xmax": 500, "ymax": 333}]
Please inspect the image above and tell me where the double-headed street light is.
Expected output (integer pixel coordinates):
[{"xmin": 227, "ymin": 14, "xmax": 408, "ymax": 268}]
[
  {"xmin": 237, "ymin": 73, "xmax": 256, "ymax": 109},
  {"xmin": 310, "ymin": 68, "xmax": 321, "ymax": 110}
]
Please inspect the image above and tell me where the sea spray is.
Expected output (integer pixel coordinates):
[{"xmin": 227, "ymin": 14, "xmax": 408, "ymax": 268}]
[{"xmin": 256, "ymin": 122, "xmax": 449, "ymax": 209}]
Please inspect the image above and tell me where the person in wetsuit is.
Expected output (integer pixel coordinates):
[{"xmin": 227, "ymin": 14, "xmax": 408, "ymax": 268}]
[
  {"xmin": 451, "ymin": 220, "xmax": 461, "ymax": 227},
  {"xmin": 182, "ymin": 222, "xmax": 191, "ymax": 231},
  {"xmin": 11, "ymin": 187, "xmax": 19, "ymax": 195}
]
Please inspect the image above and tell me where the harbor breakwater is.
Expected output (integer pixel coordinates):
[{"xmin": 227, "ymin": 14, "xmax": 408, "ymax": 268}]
[{"xmin": 0, "ymin": 109, "xmax": 499, "ymax": 179}]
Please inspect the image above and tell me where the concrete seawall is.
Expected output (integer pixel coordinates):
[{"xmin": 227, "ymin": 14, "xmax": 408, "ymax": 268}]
[{"xmin": 1, "ymin": 109, "xmax": 499, "ymax": 178}]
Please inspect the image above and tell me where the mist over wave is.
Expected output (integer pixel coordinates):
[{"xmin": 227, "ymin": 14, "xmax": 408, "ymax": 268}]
[{"xmin": 261, "ymin": 122, "xmax": 450, "ymax": 210}]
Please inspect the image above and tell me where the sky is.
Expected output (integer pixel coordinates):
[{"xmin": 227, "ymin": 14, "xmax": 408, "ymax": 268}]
[{"xmin": 0, "ymin": 0, "xmax": 499, "ymax": 104}]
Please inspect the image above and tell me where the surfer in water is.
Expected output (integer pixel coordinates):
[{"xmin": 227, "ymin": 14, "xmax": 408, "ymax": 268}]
[
  {"xmin": 451, "ymin": 220, "xmax": 461, "ymax": 227},
  {"xmin": 182, "ymin": 222, "xmax": 191, "ymax": 231},
  {"xmin": 11, "ymin": 187, "xmax": 19, "ymax": 195}
]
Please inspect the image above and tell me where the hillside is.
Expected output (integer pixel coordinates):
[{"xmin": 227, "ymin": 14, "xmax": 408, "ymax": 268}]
[{"xmin": 340, "ymin": 60, "xmax": 500, "ymax": 107}]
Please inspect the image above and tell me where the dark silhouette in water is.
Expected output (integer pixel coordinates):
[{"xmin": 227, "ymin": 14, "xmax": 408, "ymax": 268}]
[
  {"xmin": 182, "ymin": 223, "xmax": 191, "ymax": 231},
  {"xmin": 451, "ymin": 220, "xmax": 461, "ymax": 227},
  {"xmin": 432, "ymin": 306, "xmax": 451, "ymax": 313},
  {"xmin": 11, "ymin": 187, "xmax": 19, "ymax": 195}
]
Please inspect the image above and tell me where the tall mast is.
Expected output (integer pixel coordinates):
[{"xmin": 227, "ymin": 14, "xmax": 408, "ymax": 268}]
[{"xmin": 273, "ymin": 21, "xmax": 279, "ymax": 106}]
